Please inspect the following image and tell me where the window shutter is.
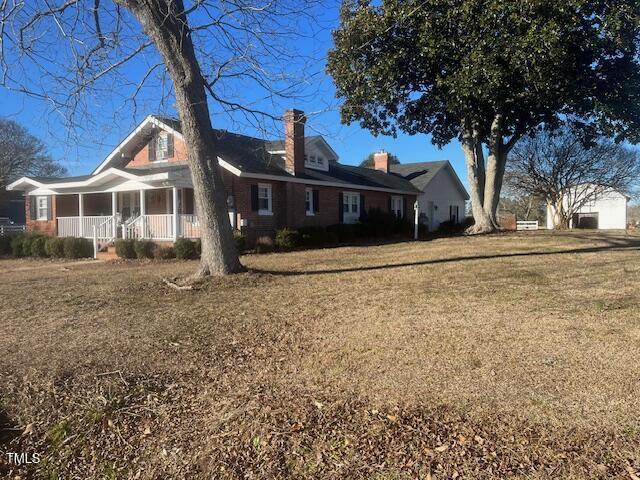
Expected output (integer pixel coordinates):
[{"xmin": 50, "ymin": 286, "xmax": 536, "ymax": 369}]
[
  {"xmin": 46, "ymin": 196, "xmax": 52, "ymax": 220},
  {"xmin": 148, "ymin": 133, "xmax": 156, "ymax": 162},
  {"xmin": 338, "ymin": 192, "xmax": 344, "ymax": 223},
  {"xmin": 359, "ymin": 194, "xmax": 366, "ymax": 221},
  {"xmin": 167, "ymin": 133, "xmax": 174, "ymax": 158},
  {"xmin": 388, "ymin": 196, "xmax": 392, "ymax": 214},
  {"xmin": 29, "ymin": 196, "xmax": 36, "ymax": 221},
  {"xmin": 251, "ymin": 184, "xmax": 259, "ymax": 211},
  {"xmin": 313, "ymin": 189, "xmax": 320, "ymax": 213}
]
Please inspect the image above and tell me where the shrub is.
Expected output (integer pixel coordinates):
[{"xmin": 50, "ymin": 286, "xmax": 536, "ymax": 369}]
[
  {"xmin": 0, "ymin": 235, "xmax": 14, "ymax": 256},
  {"xmin": 234, "ymin": 231, "xmax": 246, "ymax": 252},
  {"xmin": 254, "ymin": 235, "xmax": 274, "ymax": 253},
  {"xmin": 274, "ymin": 228, "xmax": 300, "ymax": 250},
  {"xmin": 30, "ymin": 235, "xmax": 48, "ymax": 257},
  {"xmin": 45, "ymin": 237, "xmax": 65, "ymax": 258},
  {"xmin": 327, "ymin": 223, "xmax": 360, "ymax": 243},
  {"xmin": 153, "ymin": 245, "xmax": 175, "ymax": 260},
  {"xmin": 174, "ymin": 238, "xmax": 198, "ymax": 260},
  {"xmin": 21, "ymin": 234, "xmax": 40, "ymax": 257},
  {"xmin": 10, "ymin": 234, "xmax": 26, "ymax": 257},
  {"xmin": 194, "ymin": 238, "xmax": 202, "ymax": 257},
  {"xmin": 134, "ymin": 240, "xmax": 155, "ymax": 259},
  {"xmin": 115, "ymin": 239, "xmax": 136, "ymax": 259},
  {"xmin": 63, "ymin": 237, "xmax": 93, "ymax": 259},
  {"xmin": 297, "ymin": 226, "xmax": 330, "ymax": 247}
]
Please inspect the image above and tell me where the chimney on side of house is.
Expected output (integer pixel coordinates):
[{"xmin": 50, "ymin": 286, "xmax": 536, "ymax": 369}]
[
  {"xmin": 374, "ymin": 150, "xmax": 390, "ymax": 173},
  {"xmin": 284, "ymin": 109, "xmax": 306, "ymax": 176}
]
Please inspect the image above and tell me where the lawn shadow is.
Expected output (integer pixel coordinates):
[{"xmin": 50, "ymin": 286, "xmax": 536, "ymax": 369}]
[{"xmin": 252, "ymin": 238, "xmax": 640, "ymax": 277}]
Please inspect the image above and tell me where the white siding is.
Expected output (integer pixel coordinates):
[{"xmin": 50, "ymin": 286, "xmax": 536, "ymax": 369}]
[
  {"xmin": 418, "ymin": 167, "xmax": 467, "ymax": 231},
  {"xmin": 546, "ymin": 188, "xmax": 627, "ymax": 229}
]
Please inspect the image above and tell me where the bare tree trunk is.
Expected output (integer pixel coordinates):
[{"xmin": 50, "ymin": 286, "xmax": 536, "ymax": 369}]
[
  {"xmin": 483, "ymin": 115, "xmax": 506, "ymax": 230},
  {"xmin": 461, "ymin": 120, "xmax": 495, "ymax": 234},
  {"xmin": 550, "ymin": 199, "xmax": 570, "ymax": 229},
  {"xmin": 118, "ymin": 0, "xmax": 243, "ymax": 277}
]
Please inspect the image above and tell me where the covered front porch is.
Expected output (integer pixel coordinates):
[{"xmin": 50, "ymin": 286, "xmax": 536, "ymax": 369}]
[{"xmin": 56, "ymin": 188, "xmax": 204, "ymax": 241}]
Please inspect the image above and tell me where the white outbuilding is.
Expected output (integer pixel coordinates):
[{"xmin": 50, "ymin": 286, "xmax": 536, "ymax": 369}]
[{"xmin": 546, "ymin": 185, "xmax": 628, "ymax": 229}]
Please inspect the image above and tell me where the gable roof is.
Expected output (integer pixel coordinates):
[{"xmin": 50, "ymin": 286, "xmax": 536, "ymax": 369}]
[
  {"xmin": 90, "ymin": 115, "xmax": 417, "ymax": 194},
  {"xmin": 390, "ymin": 161, "xmax": 469, "ymax": 199}
]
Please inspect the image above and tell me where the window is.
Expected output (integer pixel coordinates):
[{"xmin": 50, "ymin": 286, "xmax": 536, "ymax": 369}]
[
  {"xmin": 391, "ymin": 196, "xmax": 403, "ymax": 218},
  {"xmin": 36, "ymin": 196, "xmax": 48, "ymax": 220},
  {"xmin": 305, "ymin": 188, "xmax": 314, "ymax": 215},
  {"xmin": 151, "ymin": 131, "xmax": 173, "ymax": 161},
  {"xmin": 258, "ymin": 183, "xmax": 272, "ymax": 215},
  {"xmin": 342, "ymin": 192, "xmax": 360, "ymax": 223}
]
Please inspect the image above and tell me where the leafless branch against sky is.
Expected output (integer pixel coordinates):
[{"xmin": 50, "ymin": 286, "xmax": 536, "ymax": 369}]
[{"xmin": 0, "ymin": 0, "xmax": 335, "ymax": 168}]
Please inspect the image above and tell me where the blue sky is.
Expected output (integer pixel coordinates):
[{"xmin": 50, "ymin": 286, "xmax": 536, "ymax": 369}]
[{"xmin": 0, "ymin": 1, "xmax": 468, "ymax": 185}]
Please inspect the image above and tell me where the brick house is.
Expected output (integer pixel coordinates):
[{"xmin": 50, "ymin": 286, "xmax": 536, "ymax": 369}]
[{"xmin": 8, "ymin": 110, "xmax": 424, "ymax": 246}]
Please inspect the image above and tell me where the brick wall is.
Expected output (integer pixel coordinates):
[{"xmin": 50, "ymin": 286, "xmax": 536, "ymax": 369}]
[
  {"xmin": 126, "ymin": 135, "xmax": 188, "ymax": 168},
  {"xmin": 224, "ymin": 175, "xmax": 416, "ymax": 244},
  {"xmin": 26, "ymin": 195, "xmax": 57, "ymax": 236}
]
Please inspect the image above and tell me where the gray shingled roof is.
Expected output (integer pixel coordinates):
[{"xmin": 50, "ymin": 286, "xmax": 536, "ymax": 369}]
[
  {"xmin": 264, "ymin": 136, "xmax": 325, "ymax": 152},
  {"xmin": 29, "ymin": 174, "xmax": 93, "ymax": 183},
  {"xmin": 389, "ymin": 161, "xmax": 448, "ymax": 191},
  {"xmin": 19, "ymin": 116, "xmax": 418, "ymax": 193},
  {"xmin": 147, "ymin": 116, "xmax": 417, "ymax": 192}
]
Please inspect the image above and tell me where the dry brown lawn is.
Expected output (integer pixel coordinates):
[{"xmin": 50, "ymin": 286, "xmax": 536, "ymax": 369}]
[{"xmin": 1, "ymin": 231, "xmax": 639, "ymax": 479}]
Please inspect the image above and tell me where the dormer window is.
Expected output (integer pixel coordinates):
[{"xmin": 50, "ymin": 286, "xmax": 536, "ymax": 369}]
[
  {"xmin": 149, "ymin": 130, "xmax": 174, "ymax": 161},
  {"xmin": 305, "ymin": 153, "xmax": 326, "ymax": 169}
]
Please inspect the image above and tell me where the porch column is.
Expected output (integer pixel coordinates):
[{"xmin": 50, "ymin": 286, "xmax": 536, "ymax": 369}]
[
  {"xmin": 172, "ymin": 187, "xmax": 179, "ymax": 241},
  {"xmin": 78, "ymin": 193, "xmax": 85, "ymax": 237},
  {"xmin": 111, "ymin": 192, "xmax": 117, "ymax": 239},
  {"xmin": 139, "ymin": 190, "xmax": 146, "ymax": 238}
]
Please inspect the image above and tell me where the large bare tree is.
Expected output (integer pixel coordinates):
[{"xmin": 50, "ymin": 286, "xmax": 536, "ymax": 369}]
[
  {"xmin": 0, "ymin": 0, "xmax": 319, "ymax": 277},
  {"xmin": 506, "ymin": 127, "xmax": 640, "ymax": 229},
  {"xmin": 0, "ymin": 118, "xmax": 67, "ymax": 190}
]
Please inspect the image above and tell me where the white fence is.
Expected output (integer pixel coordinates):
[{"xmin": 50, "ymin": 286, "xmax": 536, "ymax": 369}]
[
  {"xmin": 516, "ymin": 221, "xmax": 539, "ymax": 231},
  {"xmin": 0, "ymin": 224, "xmax": 26, "ymax": 236}
]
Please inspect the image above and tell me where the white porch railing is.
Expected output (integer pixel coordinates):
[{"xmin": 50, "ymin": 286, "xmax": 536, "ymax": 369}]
[
  {"xmin": 124, "ymin": 214, "xmax": 174, "ymax": 240},
  {"xmin": 516, "ymin": 221, "xmax": 539, "ymax": 231},
  {"xmin": 180, "ymin": 214, "xmax": 200, "ymax": 239},
  {"xmin": 58, "ymin": 215, "xmax": 113, "ymax": 238},
  {"xmin": 144, "ymin": 214, "xmax": 174, "ymax": 240},
  {"xmin": 58, "ymin": 213, "xmax": 237, "ymax": 241}
]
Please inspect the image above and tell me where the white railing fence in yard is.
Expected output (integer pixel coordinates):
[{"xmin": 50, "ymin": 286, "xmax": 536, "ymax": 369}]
[
  {"xmin": 0, "ymin": 224, "xmax": 26, "ymax": 236},
  {"xmin": 516, "ymin": 221, "xmax": 539, "ymax": 231}
]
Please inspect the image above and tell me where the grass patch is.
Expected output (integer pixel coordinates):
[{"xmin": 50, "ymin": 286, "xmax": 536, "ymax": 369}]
[{"xmin": 1, "ymin": 231, "xmax": 639, "ymax": 478}]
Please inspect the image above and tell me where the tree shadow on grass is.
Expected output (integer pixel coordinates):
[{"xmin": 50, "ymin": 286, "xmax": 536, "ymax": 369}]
[
  {"xmin": 0, "ymin": 408, "xmax": 20, "ymax": 445},
  {"xmin": 252, "ymin": 239, "xmax": 640, "ymax": 277}
]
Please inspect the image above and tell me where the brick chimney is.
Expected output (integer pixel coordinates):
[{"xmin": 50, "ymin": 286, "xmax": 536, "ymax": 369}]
[
  {"xmin": 284, "ymin": 109, "xmax": 306, "ymax": 176},
  {"xmin": 374, "ymin": 150, "xmax": 390, "ymax": 173}
]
